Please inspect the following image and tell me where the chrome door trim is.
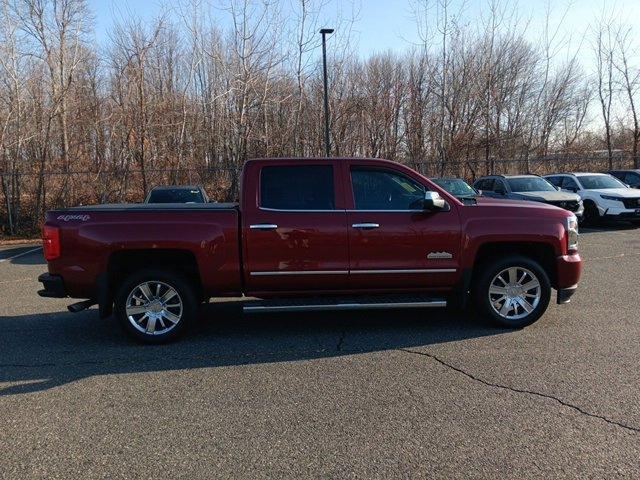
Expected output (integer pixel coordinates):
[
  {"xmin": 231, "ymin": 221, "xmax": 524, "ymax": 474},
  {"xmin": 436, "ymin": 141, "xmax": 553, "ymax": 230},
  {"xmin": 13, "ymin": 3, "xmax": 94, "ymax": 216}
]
[
  {"xmin": 249, "ymin": 224, "xmax": 278, "ymax": 230},
  {"xmin": 250, "ymin": 268, "xmax": 456, "ymax": 276},
  {"xmin": 250, "ymin": 270, "xmax": 349, "ymax": 276},
  {"xmin": 259, "ymin": 207, "xmax": 345, "ymax": 213},
  {"xmin": 352, "ymin": 223, "xmax": 380, "ymax": 229},
  {"xmin": 346, "ymin": 209, "xmax": 425, "ymax": 213},
  {"xmin": 350, "ymin": 268, "xmax": 457, "ymax": 274}
]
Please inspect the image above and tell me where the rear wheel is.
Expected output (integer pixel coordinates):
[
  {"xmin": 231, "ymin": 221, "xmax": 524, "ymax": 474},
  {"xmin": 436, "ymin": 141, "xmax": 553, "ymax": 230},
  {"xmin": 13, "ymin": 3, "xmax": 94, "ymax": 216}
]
[
  {"xmin": 473, "ymin": 255, "xmax": 551, "ymax": 328},
  {"xmin": 114, "ymin": 269, "xmax": 198, "ymax": 343}
]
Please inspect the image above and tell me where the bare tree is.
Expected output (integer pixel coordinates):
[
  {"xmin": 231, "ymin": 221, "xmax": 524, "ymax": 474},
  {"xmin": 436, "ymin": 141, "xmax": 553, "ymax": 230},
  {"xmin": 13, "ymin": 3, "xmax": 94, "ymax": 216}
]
[
  {"xmin": 0, "ymin": 0, "xmax": 627, "ymax": 236},
  {"xmin": 614, "ymin": 25, "xmax": 640, "ymax": 168},
  {"xmin": 593, "ymin": 15, "xmax": 616, "ymax": 168}
]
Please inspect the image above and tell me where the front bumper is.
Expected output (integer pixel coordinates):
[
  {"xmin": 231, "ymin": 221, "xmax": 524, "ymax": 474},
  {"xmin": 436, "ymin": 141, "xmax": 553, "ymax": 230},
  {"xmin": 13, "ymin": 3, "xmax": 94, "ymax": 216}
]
[
  {"xmin": 599, "ymin": 204, "xmax": 640, "ymax": 219},
  {"xmin": 557, "ymin": 284, "xmax": 578, "ymax": 304},
  {"xmin": 556, "ymin": 253, "xmax": 582, "ymax": 290},
  {"xmin": 603, "ymin": 210, "xmax": 640, "ymax": 220},
  {"xmin": 37, "ymin": 273, "xmax": 67, "ymax": 298}
]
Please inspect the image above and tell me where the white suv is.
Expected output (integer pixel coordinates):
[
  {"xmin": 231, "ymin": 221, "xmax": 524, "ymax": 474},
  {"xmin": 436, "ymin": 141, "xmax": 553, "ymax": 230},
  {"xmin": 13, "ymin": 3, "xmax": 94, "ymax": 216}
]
[{"xmin": 544, "ymin": 173, "xmax": 640, "ymax": 224}]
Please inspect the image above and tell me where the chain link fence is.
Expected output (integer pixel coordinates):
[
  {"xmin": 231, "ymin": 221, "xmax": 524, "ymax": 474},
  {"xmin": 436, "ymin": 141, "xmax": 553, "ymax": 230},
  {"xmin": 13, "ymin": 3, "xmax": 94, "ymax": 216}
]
[{"xmin": 1, "ymin": 154, "xmax": 637, "ymax": 237}]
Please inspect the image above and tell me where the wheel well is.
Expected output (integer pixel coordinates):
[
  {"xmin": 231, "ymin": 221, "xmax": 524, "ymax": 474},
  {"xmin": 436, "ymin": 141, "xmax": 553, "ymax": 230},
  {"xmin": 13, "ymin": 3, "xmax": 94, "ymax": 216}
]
[
  {"xmin": 473, "ymin": 242, "xmax": 557, "ymax": 288},
  {"xmin": 106, "ymin": 249, "xmax": 203, "ymax": 300}
]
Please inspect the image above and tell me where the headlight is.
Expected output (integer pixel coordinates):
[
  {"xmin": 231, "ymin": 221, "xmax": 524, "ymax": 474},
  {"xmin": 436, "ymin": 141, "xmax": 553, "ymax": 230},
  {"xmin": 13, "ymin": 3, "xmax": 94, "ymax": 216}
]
[
  {"xmin": 601, "ymin": 194, "xmax": 622, "ymax": 202},
  {"xmin": 566, "ymin": 215, "xmax": 579, "ymax": 252}
]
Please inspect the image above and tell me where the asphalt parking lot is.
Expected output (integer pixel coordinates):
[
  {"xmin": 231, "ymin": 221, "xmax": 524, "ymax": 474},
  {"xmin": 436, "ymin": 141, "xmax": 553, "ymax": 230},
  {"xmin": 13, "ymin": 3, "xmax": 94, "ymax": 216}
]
[{"xmin": 1, "ymin": 226, "xmax": 639, "ymax": 479}]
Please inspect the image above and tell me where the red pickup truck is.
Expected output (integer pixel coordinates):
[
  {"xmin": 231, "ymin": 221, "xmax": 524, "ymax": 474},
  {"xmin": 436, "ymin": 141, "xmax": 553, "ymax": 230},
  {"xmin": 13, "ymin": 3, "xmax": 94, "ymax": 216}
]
[{"xmin": 38, "ymin": 158, "xmax": 582, "ymax": 343}]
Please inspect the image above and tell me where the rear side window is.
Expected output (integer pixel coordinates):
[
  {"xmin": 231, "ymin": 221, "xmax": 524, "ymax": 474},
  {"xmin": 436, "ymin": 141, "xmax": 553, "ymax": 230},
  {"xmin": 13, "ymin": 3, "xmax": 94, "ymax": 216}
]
[
  {"xmin": 494, "ymin": 179, "xmax": 507, "ymax": 191},
  {"xmin": 546, "ymin": 176, "xmax": 561, "ymax": 187},
  {"xmin": 624, "ymin": 172, "xmax": 640, "ymax": 186},
  {"xmin": 561, "ymin": 177, "xmax": 580, "ymax": 190},
  {"xmin": 261, "ymin": 165, "xmax": 335, "ymax": 210},
  {"xmin": 477, "ymin": 179, "xmax": 495, "ymax": 191}
]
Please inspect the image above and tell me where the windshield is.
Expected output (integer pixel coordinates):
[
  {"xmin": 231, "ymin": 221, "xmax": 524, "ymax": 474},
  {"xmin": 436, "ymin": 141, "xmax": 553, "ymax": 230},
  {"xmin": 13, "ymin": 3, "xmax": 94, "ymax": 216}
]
[
  {"xmin": 507, "ymin": 177, "xmax": 556, "ymax": 193},
  {"xmin": 578, "ymin": 175, "xmax": 626, "ymax": 190},
  {"xmin": 147, "ymin": 188, "xmax": 204, "ymax": 203},
  {"xmin": 432, "ymin": 178, "xmax": 476, "ymax": 197}
]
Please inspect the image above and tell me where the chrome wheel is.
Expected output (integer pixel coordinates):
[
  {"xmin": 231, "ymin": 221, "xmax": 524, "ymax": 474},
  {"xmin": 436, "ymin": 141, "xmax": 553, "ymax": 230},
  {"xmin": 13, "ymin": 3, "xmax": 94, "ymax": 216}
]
[
  {"xmin": 488, "ymin": 267, "xmax": 541, "ymax": 321},
  {"xmin": 125, "ymin": 281, "xmax": 183, "ymax": 335}
]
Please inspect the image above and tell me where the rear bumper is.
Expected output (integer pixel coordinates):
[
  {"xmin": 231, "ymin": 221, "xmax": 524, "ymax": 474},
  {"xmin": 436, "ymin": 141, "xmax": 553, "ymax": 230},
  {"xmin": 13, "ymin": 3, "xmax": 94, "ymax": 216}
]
[{"xmin": 37, "ymin": 273, "xmax": 67, "ymax": 298}]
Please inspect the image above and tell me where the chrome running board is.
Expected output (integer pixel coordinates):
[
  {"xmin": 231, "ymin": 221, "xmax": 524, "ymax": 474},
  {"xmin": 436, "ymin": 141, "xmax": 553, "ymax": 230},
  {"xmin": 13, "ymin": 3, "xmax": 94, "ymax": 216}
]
[{"xmin": 243, "ymin": 297, "xmax": 447, "ymax": 314}]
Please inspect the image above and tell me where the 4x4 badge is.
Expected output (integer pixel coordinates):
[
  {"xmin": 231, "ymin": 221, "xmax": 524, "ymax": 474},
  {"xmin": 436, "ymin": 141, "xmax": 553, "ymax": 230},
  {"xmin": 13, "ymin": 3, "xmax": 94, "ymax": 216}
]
[{"xmin": 427, "ymin": 251, "xmax": 453, "ymax": 260}]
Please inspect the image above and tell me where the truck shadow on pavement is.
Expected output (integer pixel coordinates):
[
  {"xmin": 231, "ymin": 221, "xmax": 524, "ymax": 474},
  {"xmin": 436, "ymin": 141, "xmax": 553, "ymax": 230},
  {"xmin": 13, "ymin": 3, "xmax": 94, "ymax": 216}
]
[
  {"xmin": 0, "ymin": 245, "xmax": 45, "ymax": 265},
  {"xmin": 0, "ymin": 302, "xmax": 506, "ymax": 396}
]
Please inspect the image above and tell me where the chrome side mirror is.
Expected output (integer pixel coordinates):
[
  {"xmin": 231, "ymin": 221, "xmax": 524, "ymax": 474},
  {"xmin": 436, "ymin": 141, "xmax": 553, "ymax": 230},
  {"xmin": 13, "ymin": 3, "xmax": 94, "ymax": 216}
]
[{"xmin": 423, "ymin": 191, "xmax": 448, "ymax": 211}]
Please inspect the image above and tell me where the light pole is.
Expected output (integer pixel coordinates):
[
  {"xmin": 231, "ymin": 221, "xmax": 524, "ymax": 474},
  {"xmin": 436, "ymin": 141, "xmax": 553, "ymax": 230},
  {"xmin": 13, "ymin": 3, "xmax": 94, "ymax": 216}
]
[{"xmin": 320, "ymin": 28, "xmax": 334, "ymax": 157}]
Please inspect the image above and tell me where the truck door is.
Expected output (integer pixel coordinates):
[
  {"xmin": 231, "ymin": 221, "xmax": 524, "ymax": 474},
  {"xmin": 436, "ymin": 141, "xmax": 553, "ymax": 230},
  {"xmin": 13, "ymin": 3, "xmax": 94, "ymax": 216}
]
[
  {"xmin": 345, "ymin": 163, "xmax": 461, "ymax": 290},
  {"xmin": 242, "ymin": 161, "xmax": 349, "ymax": 293}
]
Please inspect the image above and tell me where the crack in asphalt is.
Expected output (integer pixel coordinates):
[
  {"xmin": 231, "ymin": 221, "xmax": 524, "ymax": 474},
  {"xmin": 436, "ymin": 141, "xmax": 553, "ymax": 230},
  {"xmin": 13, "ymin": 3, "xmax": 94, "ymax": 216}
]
[
  {"xmin": 399, "ymin": 348, "xmax": 640, "ymax": 435},
  {"xmin": 3, "ymin": 343, "xmax": 639, "ymax": 436}
]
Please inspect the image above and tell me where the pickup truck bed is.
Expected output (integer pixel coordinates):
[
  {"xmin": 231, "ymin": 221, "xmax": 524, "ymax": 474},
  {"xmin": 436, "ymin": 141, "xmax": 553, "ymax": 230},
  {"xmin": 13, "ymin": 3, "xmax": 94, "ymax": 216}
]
[{"xmin": 43, "ymin": 203, "xmax": 243, "ymax": 301}]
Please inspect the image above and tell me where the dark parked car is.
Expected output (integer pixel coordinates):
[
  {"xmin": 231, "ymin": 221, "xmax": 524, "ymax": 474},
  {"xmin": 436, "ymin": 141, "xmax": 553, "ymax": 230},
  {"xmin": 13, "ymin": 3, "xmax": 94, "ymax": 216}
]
[
  {"xmin": 145, "ymin": 186, "xmax": 209, "ymax": 204},
  {"xmin": 608, "ymin": 170, "xmax": 640, "ymax": 188},
  {"xmin": 473, "ymin": 174, "xmax": 584, "ymax": 219},
  {"xmin": 431, "ymin": 178, "xmax": 479, "ymax": 200}
]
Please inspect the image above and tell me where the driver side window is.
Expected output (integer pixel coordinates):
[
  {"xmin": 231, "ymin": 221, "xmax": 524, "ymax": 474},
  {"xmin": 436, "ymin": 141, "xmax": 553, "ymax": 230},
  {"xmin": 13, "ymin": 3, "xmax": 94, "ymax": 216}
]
[{"xmin": 351, "ymin": 168, "xmax": 426, "ymax": 211}]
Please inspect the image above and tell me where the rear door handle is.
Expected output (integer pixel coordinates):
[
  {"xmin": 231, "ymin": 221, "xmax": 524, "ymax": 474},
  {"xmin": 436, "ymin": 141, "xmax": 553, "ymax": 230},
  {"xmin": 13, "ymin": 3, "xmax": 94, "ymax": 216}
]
[
  {"xmin": 352, "ymin": 223, "xmax": 380, "ymax": 230},
  {"xmin": 250, "ymin": 224, "xmax": 278, "ymax": 231}
]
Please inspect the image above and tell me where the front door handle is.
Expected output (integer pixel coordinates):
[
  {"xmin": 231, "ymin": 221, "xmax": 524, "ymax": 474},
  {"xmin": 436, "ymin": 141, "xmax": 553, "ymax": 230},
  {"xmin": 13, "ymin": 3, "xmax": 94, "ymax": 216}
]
[
  {"xmin": 352, "ymin": 223, "xmax": 380, "ymax": 230},
  {"xmin": 250, "ymin": 224, "xmax": 278, "ymax": 231}
]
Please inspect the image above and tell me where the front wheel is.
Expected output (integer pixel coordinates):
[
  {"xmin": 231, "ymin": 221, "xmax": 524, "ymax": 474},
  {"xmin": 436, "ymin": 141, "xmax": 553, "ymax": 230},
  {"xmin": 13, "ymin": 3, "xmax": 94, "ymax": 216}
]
[
  {"xmin": 583, "ymin": 201, "xmax": 600, "ymax": 226},
  {"xmin": 114, "ymin": 269, "xmax": 198, "ymax": 344},
  {"xmin": 473, "ymin": 255, "xmax": 551, "ymax": 328}
]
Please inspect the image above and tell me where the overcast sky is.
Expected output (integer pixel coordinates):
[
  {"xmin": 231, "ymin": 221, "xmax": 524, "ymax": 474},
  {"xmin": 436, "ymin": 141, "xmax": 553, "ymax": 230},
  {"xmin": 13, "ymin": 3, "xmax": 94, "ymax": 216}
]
[{"xmin": 88, "ymin": 0, "xmax": 640, "ymax": 63}]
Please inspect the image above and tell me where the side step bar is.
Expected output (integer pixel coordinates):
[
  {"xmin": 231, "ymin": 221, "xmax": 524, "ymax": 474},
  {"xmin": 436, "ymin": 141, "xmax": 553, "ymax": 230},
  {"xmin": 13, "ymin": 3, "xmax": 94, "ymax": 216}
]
[
  {"xmin": 68, "ymin": 299, "xmax": 96, "ymax": 313},
  {"xmin": 243, "ymin": 298, "xmax": 446, "ymax": 314}
]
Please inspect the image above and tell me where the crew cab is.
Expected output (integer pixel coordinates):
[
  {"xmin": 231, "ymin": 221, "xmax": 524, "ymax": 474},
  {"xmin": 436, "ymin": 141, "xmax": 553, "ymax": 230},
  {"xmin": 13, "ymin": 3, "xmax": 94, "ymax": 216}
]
[{"xmin": 38, "ymin": 158, "xmax": 582, "ymax": 343}]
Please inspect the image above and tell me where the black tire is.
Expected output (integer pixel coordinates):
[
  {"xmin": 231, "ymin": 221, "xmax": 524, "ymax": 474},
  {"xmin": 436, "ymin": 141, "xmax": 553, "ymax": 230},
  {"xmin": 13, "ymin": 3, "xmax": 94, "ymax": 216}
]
[
  {"xmin": 583, "ymin": 201, "xmax": 600, "ymax": 226},
  {"xmin": 472, "ymin": 255, "xmax": 551, "ymax": 329},
  {"xmin": 114, "ymin": 269, "xmax": 198, "ymax": 344}
]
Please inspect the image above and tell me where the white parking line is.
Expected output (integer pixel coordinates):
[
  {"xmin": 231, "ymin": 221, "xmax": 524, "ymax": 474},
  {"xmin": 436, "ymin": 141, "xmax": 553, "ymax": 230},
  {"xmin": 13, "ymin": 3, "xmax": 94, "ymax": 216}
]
[{"xmin": 0, "ymin": 247, "xmax": 43, "ymax": 263}]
